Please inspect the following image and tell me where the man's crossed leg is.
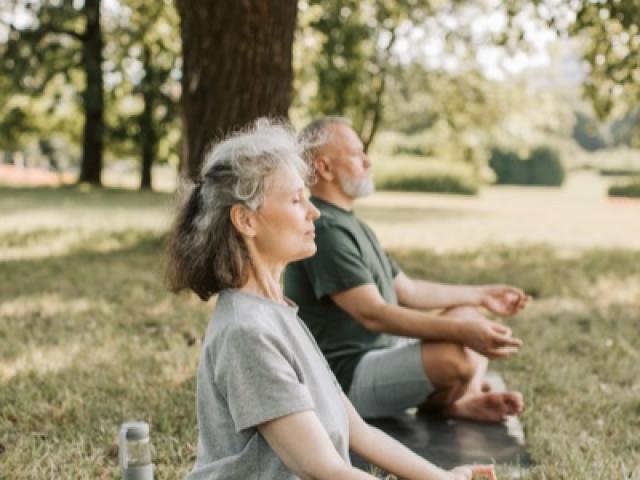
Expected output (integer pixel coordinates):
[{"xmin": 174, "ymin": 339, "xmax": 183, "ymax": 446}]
[{"xmin": 348, "ymin": 306, "xmax": 524, "ymax": 422}]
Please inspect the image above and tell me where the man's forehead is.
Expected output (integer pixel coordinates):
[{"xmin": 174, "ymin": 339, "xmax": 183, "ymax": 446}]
[{"xmin": 329, "ymin": 123, "xmax": 362, "ymax": 148}]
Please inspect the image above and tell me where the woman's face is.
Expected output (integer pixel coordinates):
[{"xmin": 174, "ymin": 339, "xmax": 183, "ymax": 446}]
[{"xmin": 252, "ymin": 165, "xmax": 320, "ymax": 265}]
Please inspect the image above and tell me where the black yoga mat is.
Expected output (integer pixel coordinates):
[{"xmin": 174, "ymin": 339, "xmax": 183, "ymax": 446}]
[{"xmin": 351, "ymin": 373, "xmax": 532, "ymax": 472}]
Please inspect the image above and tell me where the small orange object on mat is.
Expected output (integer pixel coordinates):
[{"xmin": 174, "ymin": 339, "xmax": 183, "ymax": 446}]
[{"xmin": 472, "ymin": 465, "xmax": 497, "ymax": 480}]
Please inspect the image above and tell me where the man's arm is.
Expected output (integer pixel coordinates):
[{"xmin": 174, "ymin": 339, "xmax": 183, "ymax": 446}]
[
  {"xmin": 331, "ymin": 284, "xmax": 522, "ymax": 358},
  {"xmin": 394, "ymin": 272, "xmax": 529, "ymax": 316},
  {"xmin": 394, "ymin": 272, "xmax": 482, "ymax": 310}
]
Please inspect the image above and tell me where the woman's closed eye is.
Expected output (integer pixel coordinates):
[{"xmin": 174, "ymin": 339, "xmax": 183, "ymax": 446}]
[{"xmin": 292, "ymin": 192, "xmax": 306, "ymax": 204}]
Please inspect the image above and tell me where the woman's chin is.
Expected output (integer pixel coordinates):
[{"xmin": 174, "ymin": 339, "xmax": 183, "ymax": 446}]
[{"xmin": 289, "ymin": 244, "xmax": 317, "ymax": 263}]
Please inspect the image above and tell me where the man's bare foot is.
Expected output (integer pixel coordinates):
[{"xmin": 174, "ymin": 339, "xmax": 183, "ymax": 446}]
[{"xmin": 444, "ymin": 391, "xmax": 524, "ymax": 423}]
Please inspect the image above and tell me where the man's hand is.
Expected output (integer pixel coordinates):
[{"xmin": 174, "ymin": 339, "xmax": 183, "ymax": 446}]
[
  {"xmin": 458, "ymin": 316, "xmax": 522, "ymax": 358},
  {"xmin": 478, "ymin": 285, "xmax": 529, "ymax": 317}
]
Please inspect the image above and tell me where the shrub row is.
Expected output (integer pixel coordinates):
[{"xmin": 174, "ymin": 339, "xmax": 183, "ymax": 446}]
[
  {"xmin": 608, "ymin": 178, "xmax": 640, "ymax": 198},
  {"xmin": 376, "ymin": 173, "xmax": 478, "ymax": 195},
  {"xmin": 374, "ymin": 159, "xmax": 479, "ymax": 195}
]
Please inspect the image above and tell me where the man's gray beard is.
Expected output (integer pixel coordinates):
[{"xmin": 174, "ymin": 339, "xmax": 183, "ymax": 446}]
[{"xmin": 338, "ymin": 173, "xmax": 375, "ymax": 198}]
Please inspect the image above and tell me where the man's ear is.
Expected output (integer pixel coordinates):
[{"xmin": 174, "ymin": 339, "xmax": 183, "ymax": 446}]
[
  {"xmin": 230, "ymin": 204, "xmax": 257, "ymax": 237},
  {"xmin": 313, "ymin": 154, "xmax": 334, "ymax": 182}
]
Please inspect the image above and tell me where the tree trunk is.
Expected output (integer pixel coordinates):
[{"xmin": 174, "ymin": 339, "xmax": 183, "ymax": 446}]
[
  {"xmin": 362, "ymin": 74, "xmax": 385, "ymax": 154},
  {"xmin": 78, "ymin": 0, "xmax": 104, "ymax": 185},
  {"xmin": 140, "ymin": 45, "xmax": 156, "ymax": 190},
  {"xmin": 362, "ymin": 29, "xmax": 397, "ymax": 153},
  {"xmin": 176, "ymin": 0, "xmax": 298, "ymax": 179}
]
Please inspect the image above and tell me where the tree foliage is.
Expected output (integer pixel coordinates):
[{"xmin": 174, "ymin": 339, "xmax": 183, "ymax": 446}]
[
  {"xmin": 505, "ymin": 0, "xmax": 640, "ymax": 147},
  {"xmin": 107, "ymin": 0, "xmax": 180, "ymax": 189},
  {"xmin": 571, "ymin": 0, "xmax": 640, "ymax": 126},
  {"xmin": 572, "ymin": 110, "xmax": 608, "ymax": 151},
  {"xmin": 298, "ymin": 0, "xmax": 445, "ymax": 150},
  {"xmin": 1, "ymin": 0, "xmax": 105, "ymax": 183},
  {"xmin": 0, "ymin": 0, "xmax": 181, "ymax": 189}
]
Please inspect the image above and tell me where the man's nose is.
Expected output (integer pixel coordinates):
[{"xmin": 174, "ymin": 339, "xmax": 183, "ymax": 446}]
[{"xmin": 363, "ymin": 153, "xmax": 372, "ymax": 169}]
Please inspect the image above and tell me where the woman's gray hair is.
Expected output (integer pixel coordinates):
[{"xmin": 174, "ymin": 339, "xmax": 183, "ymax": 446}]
[{"xmin": 166, "ymin": 118, "xmax": 311, "ymax": 301}]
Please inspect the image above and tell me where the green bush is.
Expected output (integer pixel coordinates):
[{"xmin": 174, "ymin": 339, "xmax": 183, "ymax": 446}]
[
  {"xmin": 608, "ymin": 177, "xmax": 640, "ymax": 198},
  {"xmin": 373, "ymin": 153, "xmax": 480, "ymax": 195},
  {"xmin": 377, "ymin": 173, "xmax": 478, "ymax": 195},
  {"xmin": 489, "ymin": 145, "xmax": 565, "ymax": 186},
  {"xmin": 528, "ymin": 146, "xmax": 566, "ymax": 186},
  {"xmin": 489, "ymin": 148, "xmax": 529, "ymax": 185},
  {"xmin": 599, "ymin": 168, "xmax": 640, "ymax": 177},
  {"xmin": 392, "ymin": 144, "xmax": 433, "ymax": 157}
]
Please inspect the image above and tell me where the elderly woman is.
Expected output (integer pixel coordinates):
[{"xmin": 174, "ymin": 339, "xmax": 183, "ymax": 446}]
[{"xmin": 166, "ymin": 119, "xmax": 477, "ymax": 480}]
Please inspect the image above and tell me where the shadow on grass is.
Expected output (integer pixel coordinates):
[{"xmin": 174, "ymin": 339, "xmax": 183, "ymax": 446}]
[
  {"xmin": 0, "ymin": 344, "xmax": 198, "ymax": 478},
  {"xmin": 389, "ymin": 244, "xmax": 640, "ymax": 299},
  {"xmin": 1, "ymin": 231, "xmax": 204, "ymax": 477},
  {"xmin": 0, "ymin": 231, "xmax": 210, "ymax": 364}
]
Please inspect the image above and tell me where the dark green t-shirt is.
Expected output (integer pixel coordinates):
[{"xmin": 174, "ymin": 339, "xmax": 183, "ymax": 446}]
[{"xmin": 284, "ymin": 197, "xmax": 401, "ymax": 392}]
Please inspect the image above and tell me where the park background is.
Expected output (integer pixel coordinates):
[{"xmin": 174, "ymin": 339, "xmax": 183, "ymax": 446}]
[{"xmin": 1, "ymin": 1, "xmax": 639, "ymax": 478}]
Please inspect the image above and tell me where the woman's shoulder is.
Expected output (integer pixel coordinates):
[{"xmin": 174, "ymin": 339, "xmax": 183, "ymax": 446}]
[{"xmin": 206, "ymin": 290, "xmax": 290, "ymax": 344}]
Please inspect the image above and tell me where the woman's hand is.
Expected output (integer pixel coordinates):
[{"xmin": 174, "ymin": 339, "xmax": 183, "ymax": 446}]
[
  {"xmin": 447, "ymin": 464, "xmax": 497, "ymax": 480},
  {"xmin": 446, "ymin": 466, "xmax": 473, "ymax": 479},
  {"xmin": 470, "ymin": 465, "xmax": 497, "ymax": 479}
]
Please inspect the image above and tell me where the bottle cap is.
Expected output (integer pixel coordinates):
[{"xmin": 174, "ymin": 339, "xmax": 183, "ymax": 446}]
[{"xmin": 125, "ymin": 422, "xmax": 149, "ymax": 441}]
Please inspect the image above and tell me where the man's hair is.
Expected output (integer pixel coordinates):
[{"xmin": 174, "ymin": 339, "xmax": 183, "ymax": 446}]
[{"xmin": 298, "ymin": 116, "xmax": 351, "ymax": 161}]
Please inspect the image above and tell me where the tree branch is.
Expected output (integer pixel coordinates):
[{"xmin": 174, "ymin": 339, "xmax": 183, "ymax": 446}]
[{"xmin": 47, "ymin": 25, "xmax": 85, "ymax": 41}]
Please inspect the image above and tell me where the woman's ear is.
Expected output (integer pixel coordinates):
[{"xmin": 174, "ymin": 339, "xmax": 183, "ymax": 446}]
[
  {"xmin": 230, "ymin": 204, "xmax": 257, "ymax": 237},
  {"xmin": 313, "ymin": 155, "xmax": 334, "ymax": 182}
]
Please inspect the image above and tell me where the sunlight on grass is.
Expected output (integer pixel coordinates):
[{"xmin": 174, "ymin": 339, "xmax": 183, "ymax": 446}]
[
  {"xmin": 0, "ymin": 294, "xmax": 96, "ymax": 319},
  {"xmin": 357, "ymin": 172, "xmax": 640, "ymax": 251},
  {"xmin": 0, "ymin": 229, "xmax": 89, "ymax": 261},
  {"xmin": 0, "ymin": 342, "xmax": 85, "ymax": 381},
  {"xmin": 588, "ymin": 274, "xmax": 640, "ymax": 306},
  {"xmin": 526, "ymin": 297, "xmax": 590, "ymax": 317}
]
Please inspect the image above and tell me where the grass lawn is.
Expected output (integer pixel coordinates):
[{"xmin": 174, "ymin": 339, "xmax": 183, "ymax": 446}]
[{"xmin": 1, "ymin": 177, "xmax": 639, "ymax": 479}]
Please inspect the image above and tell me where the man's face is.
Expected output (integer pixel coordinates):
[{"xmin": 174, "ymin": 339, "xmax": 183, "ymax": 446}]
[{"xmin": 327, "ymin": 124, "xmax": 374, "ymax": 198}]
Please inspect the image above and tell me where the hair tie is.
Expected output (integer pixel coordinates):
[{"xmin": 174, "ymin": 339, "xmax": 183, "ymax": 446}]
[{"xmin": 193, "ymin": 179, "xmax": 205, "ymax": 195}]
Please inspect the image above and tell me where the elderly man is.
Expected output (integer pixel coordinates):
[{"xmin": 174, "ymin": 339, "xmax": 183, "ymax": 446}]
[{"xmin": 284, "ymin": 117, "xmax": 528, "ymax": 422}]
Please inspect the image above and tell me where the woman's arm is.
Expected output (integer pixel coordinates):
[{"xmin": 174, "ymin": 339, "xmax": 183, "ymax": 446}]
[
  {"xmin": 258, "ymin": 409, "xmax": 376, "ymax": 480},
  {"xmin": 343, "ymin": 394, "xmax": 472, "ymax": 480}
]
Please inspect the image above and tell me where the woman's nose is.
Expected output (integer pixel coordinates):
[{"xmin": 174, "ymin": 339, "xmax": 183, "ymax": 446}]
[{"xmin": 307, "ymin": 200, "xmax": 321, "ymax": 220}]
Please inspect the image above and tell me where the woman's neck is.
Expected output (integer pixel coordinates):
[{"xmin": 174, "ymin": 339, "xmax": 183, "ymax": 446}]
[
  {"xmin": 241, "ymin": 276, "xmax": 282, "ymax": 302},
  {"xmin": 240, "ymin": 258, "xmax": 285, "ymax": 304}
]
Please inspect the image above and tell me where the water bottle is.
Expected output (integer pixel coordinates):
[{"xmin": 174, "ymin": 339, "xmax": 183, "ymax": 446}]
[{"xmin": 119, "ymin": 421, "xmax": 154, "ymax": 480}]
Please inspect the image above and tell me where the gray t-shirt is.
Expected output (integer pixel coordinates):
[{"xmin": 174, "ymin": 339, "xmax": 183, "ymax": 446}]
[{"xmin": 186, "ymin": 289, "xmax": 350, "ymax": 480}]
